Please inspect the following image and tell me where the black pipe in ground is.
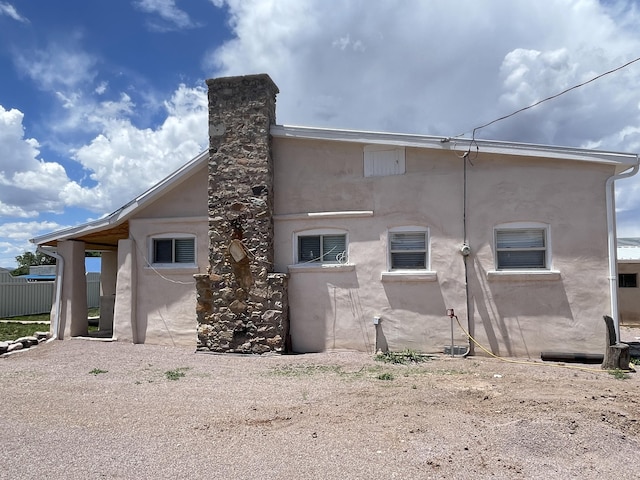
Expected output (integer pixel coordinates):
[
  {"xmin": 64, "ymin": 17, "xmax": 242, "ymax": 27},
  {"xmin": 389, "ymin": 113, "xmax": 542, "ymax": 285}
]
[{"xmin": 540, "ymin": 352, "xmax": 604, "ymax": 364}]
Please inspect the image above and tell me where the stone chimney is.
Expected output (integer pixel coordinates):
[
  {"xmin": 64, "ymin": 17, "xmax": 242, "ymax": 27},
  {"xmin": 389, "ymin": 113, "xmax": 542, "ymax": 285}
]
[{"xmin": 195, "ymin": 74, "xmax": 289, "ymax": 354}]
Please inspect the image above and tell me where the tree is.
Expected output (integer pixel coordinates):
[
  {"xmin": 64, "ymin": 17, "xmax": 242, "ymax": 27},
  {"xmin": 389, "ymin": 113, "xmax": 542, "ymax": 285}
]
[{"xmin": 12, "ymin": 251, "xmax": 56, "ymax": 276}]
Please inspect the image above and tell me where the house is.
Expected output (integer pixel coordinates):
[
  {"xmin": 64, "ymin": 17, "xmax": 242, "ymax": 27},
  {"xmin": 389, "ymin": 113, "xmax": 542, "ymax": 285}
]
[
  {"xmin": 31, "ymin": 74, "xmax": 639, "ymax": 358},
  {"xmin": 617, "ymin": 238, "xmax": 640, "ymax": 326}
]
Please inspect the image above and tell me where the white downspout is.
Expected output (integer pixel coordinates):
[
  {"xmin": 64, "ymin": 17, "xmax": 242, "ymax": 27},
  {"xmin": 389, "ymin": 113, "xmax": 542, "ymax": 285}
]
[
  {"xmin": 37, "ymin": 246, "xmax": 63, "ymax": 341},
  {"xmin": 605, "ymin": 159, "xmax": 639, "ymax": 341}
]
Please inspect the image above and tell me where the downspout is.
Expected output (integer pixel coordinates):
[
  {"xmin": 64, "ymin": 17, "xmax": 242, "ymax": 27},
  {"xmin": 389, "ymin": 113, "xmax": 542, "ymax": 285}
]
[
  {"xmin": 37, "ymin": 246, "xmax": 63, "ymax": 341},
  {"xmin": 605, "ymin": 158, "xmax": 639, "ymax": 341}
]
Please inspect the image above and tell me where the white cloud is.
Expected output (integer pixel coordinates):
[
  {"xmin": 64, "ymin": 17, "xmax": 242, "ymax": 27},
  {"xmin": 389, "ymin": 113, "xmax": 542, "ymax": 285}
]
[
  {"xmin": 3, "ymin": 0, "xmax": 640, "ymax": 268},
  {"xmin": 0, "ymin": 106, "xmax": 71, "ymax": 216},
  {"xmin": 14, "ymin": 41, "xmax": 97, "ymax": 92},
  {"xmin": 0, "ymin": 81, "xmax": 207, "ymax": 225},
  {"xmin": 0, "ymin": 220, "xmax": 67, "ymax": 268},
  {"xmin": 0, "ymin": 2, "xmax": 28, "ymax": 23},
  {"xmin": 134, "ymin": 0, "xmax": 199, "ymax": 31},
  {"xmin": 95, "ymin": 81, "xmax": 108, "ymax": 95},
  {"xmin": 65, "ymin": 84, "xmax": 208, "ymax": 212},
  {"xmin": 205, "ymin": 0, "xmax": 640, "ymax": 235}
]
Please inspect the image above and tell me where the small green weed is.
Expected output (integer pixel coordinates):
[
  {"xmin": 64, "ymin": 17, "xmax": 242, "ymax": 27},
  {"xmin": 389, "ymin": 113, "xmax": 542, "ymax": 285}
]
[
  {"xmin": 375, "ymin": 349, "xmax": 429, "ymax": 365},
  {"xmin": 165, "ymin": 367, "xmax": 189, "ymax": 381},
  {"xmin": 608, "ymin": 368, "xmax": 629, "ymax": 380},
  {"xmin": 271, "ymin": 365, "xmax": 343, "ymax": 377},
  {"xmin": 630, "ymin": 358, "xmax": 640, "ymax": 366},
  {"xmin": 89, "ymin": 368, "xmax": 108, "ymax": 375},
  {"xmin": 377, "ymin": 372, "xmax": 394, "ymax": 381}
]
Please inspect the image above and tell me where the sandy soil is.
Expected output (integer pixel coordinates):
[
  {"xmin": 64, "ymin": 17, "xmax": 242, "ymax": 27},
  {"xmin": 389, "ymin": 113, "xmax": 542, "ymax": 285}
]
[{"xmin": 1, "ymin": 330, "xmax": 639, "ymax": 480}]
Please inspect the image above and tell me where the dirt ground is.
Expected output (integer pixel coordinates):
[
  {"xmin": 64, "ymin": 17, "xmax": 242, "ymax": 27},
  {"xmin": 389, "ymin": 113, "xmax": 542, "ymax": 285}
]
[{"xmin": 1, "ymin": 329, "xmax": 639, "ymax": 480}]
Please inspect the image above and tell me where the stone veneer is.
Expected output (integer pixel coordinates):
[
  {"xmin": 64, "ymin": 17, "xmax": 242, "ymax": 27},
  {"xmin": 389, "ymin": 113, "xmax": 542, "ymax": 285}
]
[{"xmin": 195, "ymin": 74, "xmax": 289, "ymax": 354}]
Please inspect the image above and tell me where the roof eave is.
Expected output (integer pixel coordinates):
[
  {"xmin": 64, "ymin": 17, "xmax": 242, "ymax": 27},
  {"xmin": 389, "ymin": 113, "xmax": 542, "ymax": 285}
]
[{"xmin": 271, "ymin": 125, "xmax": 639, "ymax": 167}]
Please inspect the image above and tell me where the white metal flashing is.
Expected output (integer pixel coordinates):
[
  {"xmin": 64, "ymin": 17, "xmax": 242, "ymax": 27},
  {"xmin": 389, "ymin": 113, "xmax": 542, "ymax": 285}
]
[{"xmin": 271, "ymin": 125, "xmax": 638, "ymax": 170}]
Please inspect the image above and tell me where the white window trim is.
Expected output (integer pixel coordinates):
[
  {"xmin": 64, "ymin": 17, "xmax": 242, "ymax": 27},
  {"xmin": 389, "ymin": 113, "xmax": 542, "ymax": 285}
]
[
  {"xmin": 291, "ymin": 228, "xmax": 351, "ymax": 267},
  {"xmin": 489, "ymin": 222, "xmax": 560, "ymax": 280},
  {"xmin": 148, "ymin": 233, "xmax": 197, "ymax": 268},
  {"xmin": 381, "ymin": 226, "xmax": 435, "ymax": 281}
]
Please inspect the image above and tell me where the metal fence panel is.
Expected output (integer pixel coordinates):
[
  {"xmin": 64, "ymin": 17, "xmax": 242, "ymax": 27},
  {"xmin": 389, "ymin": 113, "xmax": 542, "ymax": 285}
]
[{"xmin": 0, "ymin": 271, "xmax": 100, "ymax": 318}]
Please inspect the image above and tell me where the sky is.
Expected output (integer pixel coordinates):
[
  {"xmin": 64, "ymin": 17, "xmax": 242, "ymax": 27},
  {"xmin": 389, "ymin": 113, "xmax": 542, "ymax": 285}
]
[{"xmin": 1, "ymin": 0, "xmax": 640, "ymax": 269}]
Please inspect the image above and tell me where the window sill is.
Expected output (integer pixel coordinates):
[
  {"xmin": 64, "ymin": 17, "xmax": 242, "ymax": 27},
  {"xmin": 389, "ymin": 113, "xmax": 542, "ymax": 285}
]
[
  {"xmin": 288, "ymin": 263, "xmax": 355, "ymax": 273},
  {"xmin": 381, "ymin": 271, "xmax": 438, "ymax": 282},
  {"xmin": 487, "ymin": 270, "xmax": 561, "ymax": 281}
]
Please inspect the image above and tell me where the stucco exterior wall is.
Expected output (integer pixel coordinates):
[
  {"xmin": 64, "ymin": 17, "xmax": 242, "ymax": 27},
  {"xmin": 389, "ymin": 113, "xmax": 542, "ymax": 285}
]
[
  {"xmin": 117, "ymin": 166, "xmax": 209, "ymax": 346},
  {"xmin": 273, "ymin": 137, "xmax": 615, "ymax": 357},
  {"xmin": 618, "ymin": 262, "xmax": 640, "ymax": 325},
  {"xmin": 57, "ymin": 240, "xmax": 88, "ymax": 339}
]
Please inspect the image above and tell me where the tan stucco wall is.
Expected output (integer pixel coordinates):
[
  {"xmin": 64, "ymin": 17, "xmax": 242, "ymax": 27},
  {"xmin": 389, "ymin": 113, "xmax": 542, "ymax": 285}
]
[
  {"xmin": 273, "ymin": 137, "xmax": 615, "ymax": 357},
  {"xmin": 113, "ymin": 166, "xmax": 209, "ymax": 346},
  {"xmin": 57, "ymin": 240, "xmax": 88, "ymax": 339},
  {"xmin": 114, "ymin": 238, "xmax": 136, "ymax": 342},
  {"xmin": 618, "ymin": 262, "xmax": 640, "ymax": 325},
  {"xmin": 99, "ymin": 251, "xmax": 117, "ymax": 331}
]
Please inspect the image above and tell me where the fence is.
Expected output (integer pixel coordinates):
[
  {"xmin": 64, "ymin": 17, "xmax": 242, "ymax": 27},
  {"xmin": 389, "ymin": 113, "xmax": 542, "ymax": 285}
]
[{"xmin": 0, "ymin": 271, "xmax": 100, "ymax": 318}]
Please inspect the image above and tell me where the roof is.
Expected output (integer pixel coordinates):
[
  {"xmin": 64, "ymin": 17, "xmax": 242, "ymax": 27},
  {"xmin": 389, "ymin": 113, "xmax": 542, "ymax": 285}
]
[
  {"xmin": 618, "ymin": 237, "xmax": 640, "ymax": 262},
  {"xmin": 32, "ymin": 125, "xmax": 639, "ymax": 247},
  {"xmin": 271, "ymin": 125, "xmax": 639, "ymax": 172}
]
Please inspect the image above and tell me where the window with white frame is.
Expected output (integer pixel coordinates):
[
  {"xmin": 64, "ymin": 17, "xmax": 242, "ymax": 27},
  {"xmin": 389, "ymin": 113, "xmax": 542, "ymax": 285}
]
[
  {"xmin": 296, "ymin": 230, "xmax": 347, "ymax": 264},
  {"xmin": 495, "ymin": 226, "xmax": 548, "ymax": 270},
  {"xmin": 389, "ymin": 228, "xmax": 428, "ymax": 270},
  {"xmin": 364, "ymin": 145, "xmax": 405, "ymax": 177},
  {"xmin": 151, "ymin": 236, "xmax": 196, "ymax": 265}
]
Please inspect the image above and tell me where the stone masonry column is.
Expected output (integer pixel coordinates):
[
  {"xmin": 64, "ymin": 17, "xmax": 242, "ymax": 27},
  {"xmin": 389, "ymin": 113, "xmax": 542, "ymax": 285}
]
[{"xmin": 195, "ymin": 74, "xmax": 289, "ymax": 354}]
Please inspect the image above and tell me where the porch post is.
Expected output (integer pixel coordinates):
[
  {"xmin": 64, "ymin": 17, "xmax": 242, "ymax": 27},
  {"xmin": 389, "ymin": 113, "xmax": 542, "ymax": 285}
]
[{"xmin": 57, "ymin": 240, "xmax": 88, "ymax": 338}]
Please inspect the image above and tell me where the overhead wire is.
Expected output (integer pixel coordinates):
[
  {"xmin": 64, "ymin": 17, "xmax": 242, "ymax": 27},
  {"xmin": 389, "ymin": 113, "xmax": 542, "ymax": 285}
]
[
  {"xmin": 452, "ymin": 54, "xmax": 640, "ymax": 153},
  {"xmin": 447, "ymin": 55, "xmax": 640, "ymax": 366}
]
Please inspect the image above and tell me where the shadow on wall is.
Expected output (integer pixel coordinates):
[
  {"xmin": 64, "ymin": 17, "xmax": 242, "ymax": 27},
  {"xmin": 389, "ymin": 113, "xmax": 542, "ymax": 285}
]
[
  {"xmin": 289, "ymin": 269, "xmax": 372, "ymax": 353},
  {"xmin": 380, "ymin": 280, "xmax": 449, "ymax": 352},
  {"xmin": 468, "ymin": 257, "xmax": 574, "ymax": 357}
]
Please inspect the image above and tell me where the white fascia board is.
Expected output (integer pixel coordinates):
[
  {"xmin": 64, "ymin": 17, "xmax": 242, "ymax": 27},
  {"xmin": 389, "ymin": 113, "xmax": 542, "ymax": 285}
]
[
  {"xmin": 30, "ymin": 150, "xmax": 209, "ymax": 246},
  {"xmin": 271, "ymin": 125, "xmax": 638, "ymax": 168}
]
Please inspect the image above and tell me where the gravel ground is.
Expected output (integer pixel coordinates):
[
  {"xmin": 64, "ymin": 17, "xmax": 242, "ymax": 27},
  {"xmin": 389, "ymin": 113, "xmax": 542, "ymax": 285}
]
[{"xmin": 1, "ymin": 330, "xmax": 639, "ymax": 480}]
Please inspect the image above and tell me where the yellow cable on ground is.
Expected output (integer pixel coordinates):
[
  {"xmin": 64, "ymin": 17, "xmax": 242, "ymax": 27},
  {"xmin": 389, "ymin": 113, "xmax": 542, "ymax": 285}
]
[{"xmin": 453, "ymin": 315, "xmax": 634, "ymax": 375}]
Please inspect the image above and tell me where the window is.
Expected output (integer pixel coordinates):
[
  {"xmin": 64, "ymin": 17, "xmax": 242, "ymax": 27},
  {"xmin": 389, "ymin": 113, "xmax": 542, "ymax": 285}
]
[
  {"xmin": 389, "ymin": 229, "xmax": 428, "ymax": 270},
  {"xmin": 152, "ymin": 237, "xmax": 195, "ymax": 265},
  {"xmin": 297, "ymin": 233, "xmax": 347, "ymax": 264},
  {"xmin": 364, "ymin": 145, "xmax": 405, "ymax": 177},
  {"xmin": 495, "ymin": 227, "xmax": 547, "ymax": 270},
  {"xmin": 619, "ymin": 273, "xmax": 637, "ymax": 288}
]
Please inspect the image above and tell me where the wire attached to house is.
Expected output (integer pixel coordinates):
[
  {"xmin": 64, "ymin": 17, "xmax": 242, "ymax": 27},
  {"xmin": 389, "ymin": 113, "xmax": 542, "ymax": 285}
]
[
  {"xmin": 133, "ymin": 238, "xmax": 195, "ymax": 285},
  {"xmin": 453, "ymin": 54, "xmax": 640, "ymax": 154},
  {"xmin": 452, "ymin": 314, "xmax": 635, "ymax": 374}
]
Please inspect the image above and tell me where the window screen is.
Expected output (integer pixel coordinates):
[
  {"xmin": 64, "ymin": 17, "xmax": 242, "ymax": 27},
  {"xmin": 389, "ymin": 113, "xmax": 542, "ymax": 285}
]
[
  {"xmin": 298, "ymin": 234, "xmax": 346, "ymax": 263},
  {"xmin": 153, "ymin": 237, "xmax": 195, "ymax": 264},
  {"xmin": 619, "ymin": 273, "xmax": 638, "ymax": 288},
  {"xmin": 496, "ymin": 228, "xmax": 546, "ymax": 269},
  {"xmin": 390, "ymin": 231, "xmax": 427, "ymax": 269}
]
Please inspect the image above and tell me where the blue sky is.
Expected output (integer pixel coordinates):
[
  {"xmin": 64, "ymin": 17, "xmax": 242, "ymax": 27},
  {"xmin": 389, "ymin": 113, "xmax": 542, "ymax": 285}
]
[{"xmin": 2, "ymin": 0, "xmax": 640, "ymax": 268}]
